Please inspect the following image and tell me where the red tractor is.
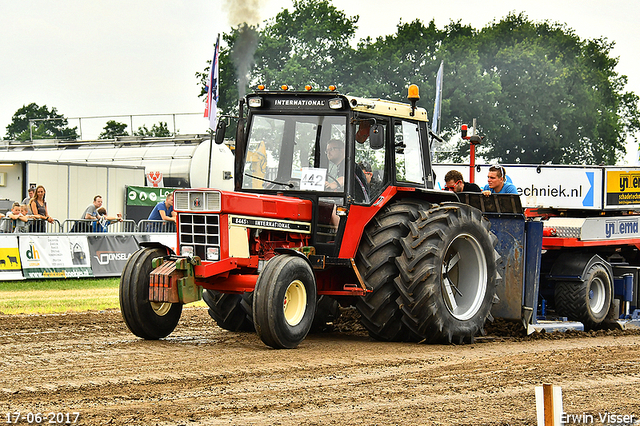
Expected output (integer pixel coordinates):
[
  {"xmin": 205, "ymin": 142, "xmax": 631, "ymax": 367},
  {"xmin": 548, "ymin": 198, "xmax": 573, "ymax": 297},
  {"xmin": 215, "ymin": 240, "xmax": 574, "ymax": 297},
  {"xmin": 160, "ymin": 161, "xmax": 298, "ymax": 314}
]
[{"xmin": 120, "ymin": 86, "xmax": 512, "ymax": 348}]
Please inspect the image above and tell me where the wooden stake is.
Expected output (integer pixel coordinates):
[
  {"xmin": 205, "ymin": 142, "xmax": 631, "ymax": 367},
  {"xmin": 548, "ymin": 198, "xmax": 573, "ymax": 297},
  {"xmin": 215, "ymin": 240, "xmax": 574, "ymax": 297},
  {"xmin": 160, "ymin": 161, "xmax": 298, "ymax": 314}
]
[{"xmin": 543, "ymin": 383, "xmax": 554, "ymax": 426}]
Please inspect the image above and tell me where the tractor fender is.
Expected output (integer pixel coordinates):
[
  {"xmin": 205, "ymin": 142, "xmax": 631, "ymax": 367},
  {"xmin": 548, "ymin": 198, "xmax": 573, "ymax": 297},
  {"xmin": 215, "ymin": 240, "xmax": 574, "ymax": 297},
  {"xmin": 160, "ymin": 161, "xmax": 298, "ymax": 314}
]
[
  {"xmin": 273, "ymin": 247, "xmax": 314, "ymax": 270},
  {"xmin": 547, "ymin": 253, "xmax": 613, "ymax": 283},
  {"xmin": 138, "ymin": 241, "xmax": 176, "ymax": 256}
]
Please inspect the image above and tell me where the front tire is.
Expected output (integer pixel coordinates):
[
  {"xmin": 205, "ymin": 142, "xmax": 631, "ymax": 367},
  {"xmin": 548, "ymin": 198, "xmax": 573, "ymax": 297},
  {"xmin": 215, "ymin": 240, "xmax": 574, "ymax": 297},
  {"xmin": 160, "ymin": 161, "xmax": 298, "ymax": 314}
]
[
  {"xmin": 253, "ymin": 255, "xmax": 317, "ymax": 349},
  {"xmin": 555, "ymin": 264, "xmax": 612, "ymax": 329},
  {"xmin": 395, "ymin": 203, "xmax": 500, "ymax": 344},
  {"xmin": 119, "ymin": 247, "xmax": 182, "ymax": 339}
]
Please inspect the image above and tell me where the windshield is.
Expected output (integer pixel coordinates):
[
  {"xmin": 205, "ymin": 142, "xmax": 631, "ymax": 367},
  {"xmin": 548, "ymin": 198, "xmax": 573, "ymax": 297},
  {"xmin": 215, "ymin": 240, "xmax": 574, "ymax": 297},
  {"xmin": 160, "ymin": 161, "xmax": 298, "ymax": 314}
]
[{"xmin": 242, "ymin": 114, "xmax": 347, "ymax": 191}]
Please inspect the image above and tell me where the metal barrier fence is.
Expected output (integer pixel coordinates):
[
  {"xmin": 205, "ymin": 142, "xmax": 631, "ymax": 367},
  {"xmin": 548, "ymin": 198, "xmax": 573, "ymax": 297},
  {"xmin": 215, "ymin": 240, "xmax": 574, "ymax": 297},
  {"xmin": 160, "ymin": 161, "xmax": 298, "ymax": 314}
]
[
  {"xmin": 137, "ymin": 220, "xmax": 177, "ymax": 233},
  {"xmin": 0, "ymin": 217, "xmax": 62, "ymax": 233},
  {"xmin": 0, "ymin": 217, "xmax": 174, "ymax": 234},
  {"xmin": 62, "ymin": 219, "xmax": 138, "ymax": 233}
]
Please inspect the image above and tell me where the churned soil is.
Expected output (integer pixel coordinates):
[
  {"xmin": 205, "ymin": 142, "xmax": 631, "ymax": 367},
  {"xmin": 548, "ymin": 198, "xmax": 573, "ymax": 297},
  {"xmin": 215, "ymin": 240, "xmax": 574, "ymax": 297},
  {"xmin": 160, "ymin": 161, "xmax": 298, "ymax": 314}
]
[{"xmin": 1, "ymin": 307, "xmax": 639, "ymax": 425}]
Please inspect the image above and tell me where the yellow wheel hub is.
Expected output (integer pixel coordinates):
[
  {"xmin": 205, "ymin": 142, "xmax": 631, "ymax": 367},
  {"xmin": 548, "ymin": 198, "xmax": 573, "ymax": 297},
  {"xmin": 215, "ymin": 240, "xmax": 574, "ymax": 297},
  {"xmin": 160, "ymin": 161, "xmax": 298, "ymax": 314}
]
[{"xmin": 283, "ymin": 280, "xmax": 306, "ymax": 326}]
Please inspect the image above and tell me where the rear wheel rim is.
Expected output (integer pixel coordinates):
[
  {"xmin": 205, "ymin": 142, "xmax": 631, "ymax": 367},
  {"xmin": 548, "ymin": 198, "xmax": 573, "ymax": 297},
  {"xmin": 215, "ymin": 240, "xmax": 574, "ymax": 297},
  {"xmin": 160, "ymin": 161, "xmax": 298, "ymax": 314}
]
[
  {"xmin": 441, "ymin": 233, "xmax": 488, "ymax": 321},
  {"xmin": 589, "ymin": 276, "xmax": 606, "ymax": 314},
  {"xmin": 284, "ymin": 280, "xmax": 306, "ymax": 326}
]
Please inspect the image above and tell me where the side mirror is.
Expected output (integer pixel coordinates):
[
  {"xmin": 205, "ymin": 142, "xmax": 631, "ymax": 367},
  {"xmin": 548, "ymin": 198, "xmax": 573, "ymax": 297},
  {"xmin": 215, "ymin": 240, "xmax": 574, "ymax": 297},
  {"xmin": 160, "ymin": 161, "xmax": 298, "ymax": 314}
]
[
  {"xmin": 369, "ymin": 124, "xmax": 384, "ymax": 149},
  {"xmin": 214, "ymin": 120, "xmax": 227, "ymax": 145}
]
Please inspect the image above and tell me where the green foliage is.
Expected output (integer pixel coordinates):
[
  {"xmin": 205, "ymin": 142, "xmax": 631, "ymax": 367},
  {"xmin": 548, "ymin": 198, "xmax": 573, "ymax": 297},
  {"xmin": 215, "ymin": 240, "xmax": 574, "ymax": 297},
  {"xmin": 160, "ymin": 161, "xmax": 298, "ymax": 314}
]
[
  {"xmin": 99, "ymin": 120, "xmax": 129, "ymax": 139},
  {"xmin": 134, "ymin": 121, "xmax": 173, "ymax": 137},
  {"xmin": 5, "ymin": 103, "xmax": 79, "ymax": 141},
  {"xmin": 199, "ymin": 2, "xmax": 640, "ymax": 165}
]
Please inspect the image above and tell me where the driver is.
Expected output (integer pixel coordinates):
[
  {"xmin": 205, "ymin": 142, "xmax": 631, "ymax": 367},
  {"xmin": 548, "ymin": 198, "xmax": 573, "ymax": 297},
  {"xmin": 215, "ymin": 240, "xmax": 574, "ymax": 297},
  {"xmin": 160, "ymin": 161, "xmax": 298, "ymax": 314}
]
[{"xmin": 325, "ymin": 139, "xmax": 345, "ymax": 191}]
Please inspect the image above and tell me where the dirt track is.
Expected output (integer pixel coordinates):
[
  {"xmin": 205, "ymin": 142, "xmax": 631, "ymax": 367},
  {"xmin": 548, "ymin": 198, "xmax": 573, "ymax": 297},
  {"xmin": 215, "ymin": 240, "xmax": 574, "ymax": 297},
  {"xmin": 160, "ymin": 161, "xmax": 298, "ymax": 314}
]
[{"xmin": 1, "ymin": 308, "xmax": 639, "ymax": 426}]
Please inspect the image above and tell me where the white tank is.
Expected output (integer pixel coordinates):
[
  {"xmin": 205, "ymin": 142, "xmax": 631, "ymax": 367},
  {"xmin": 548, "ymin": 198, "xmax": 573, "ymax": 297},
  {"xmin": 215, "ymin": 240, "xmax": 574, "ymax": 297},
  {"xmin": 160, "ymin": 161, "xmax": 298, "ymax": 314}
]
[{"xmin": 0, "ymin": 136, "xmax": 235, "ymax": 189}]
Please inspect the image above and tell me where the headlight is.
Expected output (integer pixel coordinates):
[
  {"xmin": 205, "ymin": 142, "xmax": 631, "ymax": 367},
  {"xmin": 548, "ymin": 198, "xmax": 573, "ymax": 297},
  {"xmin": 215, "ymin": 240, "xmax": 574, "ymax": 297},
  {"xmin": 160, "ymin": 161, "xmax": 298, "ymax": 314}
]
[
  {"xmin": 328, "ymin": 98, "xmax": 343, "ymax": 109},
  {"xmin": 206, "ymin": 247, "xmax": 220, "ymax": 261},
  {"xmin": 248, "ymin": 97, "xmax": 263, "ymax": 107},
  {"xmin": 181, "ymin": 246, "xmax": 194, "ymax": 256}
]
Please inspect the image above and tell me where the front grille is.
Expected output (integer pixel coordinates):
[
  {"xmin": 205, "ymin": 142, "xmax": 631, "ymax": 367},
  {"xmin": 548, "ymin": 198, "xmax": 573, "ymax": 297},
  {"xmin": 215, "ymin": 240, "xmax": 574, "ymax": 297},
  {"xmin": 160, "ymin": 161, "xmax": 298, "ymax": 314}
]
[
  {"xmin": 179, "ymin": 213, "xmax": 220, "ymax": 259},
  {"xmin": 174, "ymin": 190, "xmax": 221, "ymax": 211}
]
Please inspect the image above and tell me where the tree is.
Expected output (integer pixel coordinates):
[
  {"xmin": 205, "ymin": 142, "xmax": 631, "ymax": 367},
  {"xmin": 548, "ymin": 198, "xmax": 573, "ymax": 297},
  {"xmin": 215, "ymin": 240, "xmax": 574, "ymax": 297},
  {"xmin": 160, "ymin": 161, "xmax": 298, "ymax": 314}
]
[
  {"xmin": 99, "ymin": 120, "xmax": 129, "ymax": 139},
  {"xmin": 200, "ymin": 2, "xmax": 640, "ymax": 165},
  {"xmin": 5, "ymin": 103, "xmax": 78, "ymax": 141},
  {"xmin": 470, "ymin": 13, "xmax": 640, "ymax": 164},
  {"xmin": 134, "ymin": 122, "xmax": 173, "ymax": 137},
  {"xmin": 197, "ymin": 0, "xmax": 358, "ymax": 115}
]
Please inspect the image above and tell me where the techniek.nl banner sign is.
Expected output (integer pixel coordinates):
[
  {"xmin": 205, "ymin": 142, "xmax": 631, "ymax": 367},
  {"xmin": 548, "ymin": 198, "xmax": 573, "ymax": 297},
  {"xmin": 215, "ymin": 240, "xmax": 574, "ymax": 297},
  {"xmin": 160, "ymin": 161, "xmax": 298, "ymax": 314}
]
[
  {"xmin": 0, "ymin": 235, "xmax": 24, "ymax": 280},
  {"xmin": 87, "ymin": 235, "xmax": 141, "ymax": 277},
  {"xmin": 18, "ymin": 235, "xmax": 93, "ymax": 279}
]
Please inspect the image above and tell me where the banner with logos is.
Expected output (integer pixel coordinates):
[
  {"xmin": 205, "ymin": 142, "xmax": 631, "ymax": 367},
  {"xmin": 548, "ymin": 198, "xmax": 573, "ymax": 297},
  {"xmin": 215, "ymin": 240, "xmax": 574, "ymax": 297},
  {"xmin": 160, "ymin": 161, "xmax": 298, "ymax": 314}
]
[
  {"xmin": 126, "ymin": 186, "xmax": 178, "ymax": 207},
  {"xmin": 87, "ymin": 235, "xmax": 140, "ymax": 277},
  {"xmin": 0, "ymin": 235, "xmax": 23, "ymax": 280},
  {"xmin": 18, "ymin": 235, "xmax": 93, "ymax": 279},
  {"xmin": 604, "ymin": 168, "xmax": 640, "ymax": 208}
]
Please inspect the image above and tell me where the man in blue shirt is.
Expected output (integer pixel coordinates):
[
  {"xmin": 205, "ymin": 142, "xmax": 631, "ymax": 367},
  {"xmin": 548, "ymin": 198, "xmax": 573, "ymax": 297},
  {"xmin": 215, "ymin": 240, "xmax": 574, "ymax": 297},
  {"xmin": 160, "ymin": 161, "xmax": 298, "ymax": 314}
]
[
  {"xmin": 482, "ymin": 165, "xmax": 518, "ymax": 195},
  {"xmin": 147, "ymin": 192, "xmax": 177, "ymax": 231}
]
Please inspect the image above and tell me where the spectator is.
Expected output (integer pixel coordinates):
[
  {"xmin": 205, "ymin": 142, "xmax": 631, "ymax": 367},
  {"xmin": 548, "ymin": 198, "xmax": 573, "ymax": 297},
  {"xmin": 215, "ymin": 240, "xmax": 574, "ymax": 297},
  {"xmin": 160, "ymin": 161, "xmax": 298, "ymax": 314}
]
[
  {"xmin": 93, "ymin": 207, "xmax": 122, "ymax": 232},
  {"xmin": 71, "ymin": 195, "xmax": 103, "ymax": 233},
  {"xmin": 29, "ymin": 185, "xmax": 54, "ymax": 232},
  {"xmin": 82, "ymin": 195, "xmax": 103, "ymax": 221},
  {"xmin": 147, "ymin": 192, "xmax": 177, "ymax": 231},
  {"xmin": 22, "ymin": 187, "xmax": 35, "ymax": 213},
  {"xmin": 482, "ymin": 165, "xmax": 518, "ymax": 195},
  {"xmin": 14, "ymin": 204, "xmax": 33, "ymax": 233},
  {"xmin": 1, "ymin": 202, "xmax": 21, "ymax": 233},
  {"xmin": 444, "ymin": 170, "xmax": 481, "ymax": 193}
]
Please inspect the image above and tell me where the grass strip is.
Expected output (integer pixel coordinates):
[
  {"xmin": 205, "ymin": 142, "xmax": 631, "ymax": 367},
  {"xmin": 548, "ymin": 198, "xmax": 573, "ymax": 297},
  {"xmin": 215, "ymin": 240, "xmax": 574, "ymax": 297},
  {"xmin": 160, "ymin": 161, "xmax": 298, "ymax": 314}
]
[{"xmin": 0, "ymin": 278, "xmax": 205, "ymax": 315}]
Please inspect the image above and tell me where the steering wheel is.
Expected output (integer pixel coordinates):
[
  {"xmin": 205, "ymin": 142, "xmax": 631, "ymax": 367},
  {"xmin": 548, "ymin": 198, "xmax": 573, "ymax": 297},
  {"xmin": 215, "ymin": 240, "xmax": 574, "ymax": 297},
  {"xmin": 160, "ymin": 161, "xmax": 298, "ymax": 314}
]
[{"xmin": 325, "ymin": 174, "xmax": 343, "ymax": 191}]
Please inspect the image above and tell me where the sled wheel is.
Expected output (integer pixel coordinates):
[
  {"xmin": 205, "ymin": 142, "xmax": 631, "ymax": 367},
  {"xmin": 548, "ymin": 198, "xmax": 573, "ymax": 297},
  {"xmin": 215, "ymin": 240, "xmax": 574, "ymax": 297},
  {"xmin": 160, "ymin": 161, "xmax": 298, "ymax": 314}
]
[
  {"xmin": 555, "ymin": 263, "xmax": 611, "ymax": 329},
  {"xmin": 253, "ymin": 255, "xmax": 316, "ymax": 349},
  {"xmin": 119, "ymin": 247, "xmax": 182, "ymax": 339}
]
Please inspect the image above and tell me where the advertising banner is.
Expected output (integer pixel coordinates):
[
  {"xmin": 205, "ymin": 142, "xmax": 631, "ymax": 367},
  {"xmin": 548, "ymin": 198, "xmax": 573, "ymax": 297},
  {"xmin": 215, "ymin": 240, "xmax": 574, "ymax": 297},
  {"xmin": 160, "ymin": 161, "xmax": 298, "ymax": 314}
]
[
  {"xmin": 126, "ymin": 186, "xmax": 178, "ymax": 207},
  {"xmin": 433, "ymin": 165, "xmax": 603, "ymax": 210},
  {"xmin": 0, "ymin": 235, "xmax": 23, "ymax": 280},
  {"xmin": 87, "ymin": 235, "xmax": 140, "ymax": 277},
  {"xmin": 604, "ymin": 168, "xmax": 640, "ymax": 208},
  {"xmin": 18, "ymin": 235, "xmax": 93, "ymax": 279}
]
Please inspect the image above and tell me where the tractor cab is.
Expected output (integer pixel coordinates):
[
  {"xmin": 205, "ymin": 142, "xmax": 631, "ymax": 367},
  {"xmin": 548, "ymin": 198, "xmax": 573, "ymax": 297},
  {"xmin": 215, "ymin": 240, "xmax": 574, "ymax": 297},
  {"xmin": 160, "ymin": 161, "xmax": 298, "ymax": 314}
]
[{"xmin": 232, "ymin": 86, "xmax": 438, "ymax": 256}]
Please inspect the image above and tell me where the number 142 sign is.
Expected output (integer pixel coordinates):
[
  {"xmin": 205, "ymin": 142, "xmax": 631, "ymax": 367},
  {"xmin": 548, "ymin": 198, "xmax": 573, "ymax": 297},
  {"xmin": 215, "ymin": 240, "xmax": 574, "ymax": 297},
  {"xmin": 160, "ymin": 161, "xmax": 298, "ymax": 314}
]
[{"xmin": 300, "ymin": 168, "xmax": 327, "ymax": 191}]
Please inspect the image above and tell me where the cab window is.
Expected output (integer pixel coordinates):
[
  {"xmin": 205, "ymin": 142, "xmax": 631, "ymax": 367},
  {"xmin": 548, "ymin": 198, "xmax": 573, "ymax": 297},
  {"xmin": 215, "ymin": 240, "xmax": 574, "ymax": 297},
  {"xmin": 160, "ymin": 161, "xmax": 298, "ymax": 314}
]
[{"xmin": 394, "ymin": 120, "xmax": 424, "ymax": 185}]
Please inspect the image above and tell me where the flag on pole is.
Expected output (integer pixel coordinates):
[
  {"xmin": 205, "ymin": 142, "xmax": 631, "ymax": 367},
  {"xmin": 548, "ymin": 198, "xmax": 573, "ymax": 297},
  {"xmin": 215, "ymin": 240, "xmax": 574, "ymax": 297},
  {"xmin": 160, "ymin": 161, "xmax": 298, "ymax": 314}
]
[
  {"xmin": 205, "ymin": 34, "xmax": 220, "ymax": 131},
  {"xmin": 431, "ymin": 61, "xmax": 444, "ymax": 135}
]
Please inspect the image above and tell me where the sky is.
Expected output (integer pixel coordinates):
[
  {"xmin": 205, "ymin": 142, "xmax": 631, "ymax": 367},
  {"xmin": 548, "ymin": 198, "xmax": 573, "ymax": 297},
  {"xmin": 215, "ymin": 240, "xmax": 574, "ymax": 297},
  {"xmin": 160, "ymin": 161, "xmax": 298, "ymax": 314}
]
[{"xmin": 1, "ymin": 0, "xmax": 639, "ymax": 162}]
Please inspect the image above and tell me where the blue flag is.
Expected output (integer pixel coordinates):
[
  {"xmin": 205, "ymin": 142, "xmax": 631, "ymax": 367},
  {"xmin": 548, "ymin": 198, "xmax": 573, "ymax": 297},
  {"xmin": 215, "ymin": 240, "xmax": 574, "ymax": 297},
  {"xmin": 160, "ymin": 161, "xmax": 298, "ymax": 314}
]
[{"xmin": 431, "ymin": 61, "xmax": 443, "ymax": 135}]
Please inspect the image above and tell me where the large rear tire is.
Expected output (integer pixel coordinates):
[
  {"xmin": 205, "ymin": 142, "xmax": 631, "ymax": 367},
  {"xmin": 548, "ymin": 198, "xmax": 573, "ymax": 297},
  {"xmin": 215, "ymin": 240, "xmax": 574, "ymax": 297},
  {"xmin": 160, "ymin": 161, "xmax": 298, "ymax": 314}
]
[
  {"xmin": 202, "ymin": 290, "xmax": 254, "ymax": 332},
  {"xmin": 355, "ymin": 199, "xmax": 427, "ymax": 341},
  {"xmin": 253, "ymin": 255, "xmax": 317, "ymax": 349},
  {"xmin": 395, "ymin": 203, "xmax": 500, "ymax": 344},
  {"xmin": 119, "ymin": 247, "xmax": 182, "ymax": 339},
  {"xmin": 554, "ymin": 264, "xmax": 612, "ymax": 329}
]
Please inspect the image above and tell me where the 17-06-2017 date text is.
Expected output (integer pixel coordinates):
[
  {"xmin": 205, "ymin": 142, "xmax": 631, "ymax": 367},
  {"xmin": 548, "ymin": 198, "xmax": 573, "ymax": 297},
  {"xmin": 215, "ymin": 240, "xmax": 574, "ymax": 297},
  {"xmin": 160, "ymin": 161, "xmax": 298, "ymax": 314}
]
[{"xmin": 5, "ymin": 412, "xmax": 80, "ymax": 424}]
